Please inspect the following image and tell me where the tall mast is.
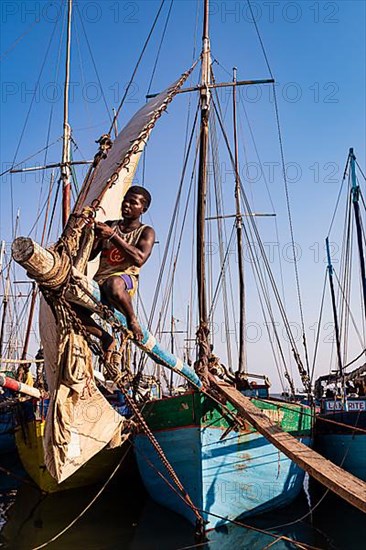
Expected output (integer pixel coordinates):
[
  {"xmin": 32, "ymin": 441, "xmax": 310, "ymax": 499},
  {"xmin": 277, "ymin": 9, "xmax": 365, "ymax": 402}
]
[
  {"xmin": 350, "ymin": 148, "xmax": 366, "ymax": 320},
  {"xmin": 61, "ymin": 0, "xmax": 73, "ymax": 228},
  {"xmin": 326, "ymin": 237, "xmax": 343, "ymax": 377},
  {"xmin": 196, "ymin": 0, "xmax": 211, "ymax": 328},
  {"xmin": 232, "ymin": 67, "xmax": 246, "ymax": 373}
]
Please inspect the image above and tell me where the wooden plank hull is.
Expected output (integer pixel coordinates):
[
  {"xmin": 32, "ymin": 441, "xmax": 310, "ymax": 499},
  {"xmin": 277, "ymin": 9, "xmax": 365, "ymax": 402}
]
[{"xmin": 134, "ymin": 392, "xmax": 313, "ymax": 529}]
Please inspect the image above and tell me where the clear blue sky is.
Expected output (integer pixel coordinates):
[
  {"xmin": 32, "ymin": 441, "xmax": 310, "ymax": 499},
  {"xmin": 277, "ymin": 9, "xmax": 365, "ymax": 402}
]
[{"xmin": 1, "ymin": 1, "xmax": 365, "ymax": 390}]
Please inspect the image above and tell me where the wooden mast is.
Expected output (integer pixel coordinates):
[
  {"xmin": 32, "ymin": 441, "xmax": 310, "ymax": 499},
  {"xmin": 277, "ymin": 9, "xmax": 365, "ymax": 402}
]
[
  {"xmin": 196, "ymin": 0, "xmax": 211, "ymax": 330},
  {"xmin": 232, "ymin": 67, "xmax": 246, "ymax": 373},
  {"xmin": 61, "ymin": 0, "xmax": 73, "ymax": 228},
  {"xmin": 326, "ymin": 237, "xmax": 343, "ymax": 378},
  {"xmin": 350, "ymin": 148, "xmax": 366, "ymax": 320}
]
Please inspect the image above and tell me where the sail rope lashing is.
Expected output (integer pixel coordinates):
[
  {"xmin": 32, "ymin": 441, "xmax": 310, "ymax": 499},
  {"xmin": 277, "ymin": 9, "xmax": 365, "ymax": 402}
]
[
  {"xmin": 108, "ymin": 0, "xmax": 167, "ymax": 135},
  {"xmin": 74, "ymin": 2, "xmax": 112, "ymax": 125},
  {"xmin": 57, "ymin": 294, "xmax": 206, "ymax": 537},
  {"xmin": 210, "ymin": 98, "xmax": 301, "ymax": 392},
  {"xmin": 245, "ymin": 0, "xmax": 310, "ymax": 383},
  {"xmin": 74, "ymin": 59, "xmax": 199, "ymax": 218},
  {"xmin": 9, "ymin": 10, "xmax": 63, "ymax": 237}
]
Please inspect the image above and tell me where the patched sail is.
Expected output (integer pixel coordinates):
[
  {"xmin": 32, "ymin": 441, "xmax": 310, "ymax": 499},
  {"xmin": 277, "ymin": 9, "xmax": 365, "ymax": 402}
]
[{"xmin": 74, "ymin": 67, "xmax": 195, "ymax": 221}]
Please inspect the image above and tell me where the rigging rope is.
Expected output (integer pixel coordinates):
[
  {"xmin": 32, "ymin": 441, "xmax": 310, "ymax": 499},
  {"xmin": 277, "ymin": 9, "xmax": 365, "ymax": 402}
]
[
  {"xmin": 108, "ymin": 0, "xmax": 166, "ymax": 135},
  {"xmin": 10, "ymin": 11, "xmax": 61, "ymax": 237},
  {"xmin": 211, "ymin": 97, "xmax": 300, "ymax": 392},
  {"xmin": 246, "ymin": 0, "xmax": 310, "ymax": 383},
  {"xmin": 75, "ymin": 3, "xmax": 112, "ymax": 124}
]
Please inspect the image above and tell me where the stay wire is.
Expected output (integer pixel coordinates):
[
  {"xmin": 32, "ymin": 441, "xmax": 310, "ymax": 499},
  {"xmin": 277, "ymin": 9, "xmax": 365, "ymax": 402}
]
[
  {"xmin": 328, "ymin": 154, "xmax": 349, "ymax": 237},
  {"xmin": 31, "ymin": 444, "xmax": 132, "ymax": 550},
  {"xmin": 108, "ymin": 0, "xmax": 166, "ymax": 135},
  {"xmin": 34, "ymin": 6, "xmax": 67, "ymax": 242},
  {"xmin": 9, "ymin": 11, "xmax": 61, "ymax": 237},
  {"xmin": 211, "ymin": 97, "xmax": 299, "ymax": 388},
  {"xmin": 0, "ymin": 139, "xmax": 62, "ymax": 178},
  {"xmin": 247, "ymin": 0, "xmax": 310, "ymax": 378},
  {"xmin": 74, "ymin": 2, "xmax": 112, "ymax": 124},
  {"xmin": 310, "ymin": 270, "xmax": 327, "ymax": 383},
  {"xmin": 146, "ymin": 0, "xmax": 174, "ymax": 97}
]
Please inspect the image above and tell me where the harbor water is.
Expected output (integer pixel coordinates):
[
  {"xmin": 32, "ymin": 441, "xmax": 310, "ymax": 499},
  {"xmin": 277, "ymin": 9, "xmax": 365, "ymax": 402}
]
[{"xmin": 0, "ymin": 450, "xmax": 365, "ymax": 549}]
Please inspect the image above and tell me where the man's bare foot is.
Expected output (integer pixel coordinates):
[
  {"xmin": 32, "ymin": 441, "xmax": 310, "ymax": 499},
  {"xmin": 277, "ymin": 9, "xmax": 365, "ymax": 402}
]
[
  {"xmin": 129, "ymin": 318, "xmax": 144, "ymax": 342},
  {"xmin": 101, "ymin": 333, "xmax": 116, "ymax": 363}
]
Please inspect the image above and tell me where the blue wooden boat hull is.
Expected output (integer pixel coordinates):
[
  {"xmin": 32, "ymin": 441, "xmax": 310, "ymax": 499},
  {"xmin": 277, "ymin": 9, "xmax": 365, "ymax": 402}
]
[
  {"xmin": 134, "ymin": 394, "xmax": 312, "ymax": 529},
  {"xmin": 0, "ymin": 407, "xmax": 16, "ymax": 454},
  {"xmin": 315, "ymin": 408, "xmax": 366, "ymax": 481}
]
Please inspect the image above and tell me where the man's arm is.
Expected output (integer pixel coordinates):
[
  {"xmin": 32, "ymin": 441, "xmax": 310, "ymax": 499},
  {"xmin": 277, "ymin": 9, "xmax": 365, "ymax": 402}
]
[
  {"xmin": 95, "ymin": 222, "xmax": 155, "ymax": 267},
  {"xmin": 89, "ymin": 221, "xmax": 113, "ymax": 261}
]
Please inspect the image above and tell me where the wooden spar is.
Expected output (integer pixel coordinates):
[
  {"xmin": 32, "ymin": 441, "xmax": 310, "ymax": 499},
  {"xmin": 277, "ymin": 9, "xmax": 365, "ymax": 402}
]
[
  {"xmin": 0, "ymin": 373, "xmax": 41, "ymax": 399},
  {"xmin": 196, "ymin": 0, "xmax": 211, "ymax": 327},
  {"xmin": 350, "ymin": 148, "xmax": 366, "ymax": 320},
  {"xmin": 232, "ymin": 67, "xmax": 246, "ymax": 373},
  {"xmin": 11, "ymin": 238, "xmax": 59, "ymax": 279},
  {"xmin": 212, "ymin": 377, "xmax": 366, "ymax": 513},
  {"xmin": 325, "ymin": 237, "xmax": 343, "ymax": 377},
  {"xmin": 61, "ymin": 0, "xmax": 73, "ymax": 228}
]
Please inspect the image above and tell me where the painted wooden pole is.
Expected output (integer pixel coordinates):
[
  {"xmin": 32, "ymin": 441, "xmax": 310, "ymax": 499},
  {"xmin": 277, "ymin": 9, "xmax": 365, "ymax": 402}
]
[{"xmin": 0, "ymin": 374, "xmax": 41, "ymax": 399}]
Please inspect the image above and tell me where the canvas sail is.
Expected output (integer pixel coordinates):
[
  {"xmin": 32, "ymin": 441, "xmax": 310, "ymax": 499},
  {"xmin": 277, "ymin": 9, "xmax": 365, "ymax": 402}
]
[
  {"xmin": 74, "ymin": 75, "xmax": 190, "ymax": 221},
  {"xmin": 41, "ymin": 69, "xmax": 195, "ymax": 483}
]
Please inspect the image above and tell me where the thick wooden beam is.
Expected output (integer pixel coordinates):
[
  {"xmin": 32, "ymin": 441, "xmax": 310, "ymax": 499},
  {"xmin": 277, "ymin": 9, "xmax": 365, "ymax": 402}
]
[
  {"xmin": 212, "ymin": 378, "xmax": 366, "ymax": 513},
  {"xmin": 12, "ymin": 237, "xmax": 58, "ymax": 279}
]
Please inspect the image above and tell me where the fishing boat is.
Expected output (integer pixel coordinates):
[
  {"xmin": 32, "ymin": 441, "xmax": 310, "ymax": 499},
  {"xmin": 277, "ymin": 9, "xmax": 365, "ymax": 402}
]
[
  {"xmin": 314, "ymin": 148, "xmax": 366, "ymax": 481},
  {"xmin": 7, "ymin": 0, "xmax": 366, "ymax": 534}
]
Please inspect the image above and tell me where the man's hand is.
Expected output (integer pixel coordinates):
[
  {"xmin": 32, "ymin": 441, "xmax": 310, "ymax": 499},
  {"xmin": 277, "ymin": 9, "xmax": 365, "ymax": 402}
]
[{"xmin": 95, "ymin": 221, "xmax": 114, "ymax": 239}]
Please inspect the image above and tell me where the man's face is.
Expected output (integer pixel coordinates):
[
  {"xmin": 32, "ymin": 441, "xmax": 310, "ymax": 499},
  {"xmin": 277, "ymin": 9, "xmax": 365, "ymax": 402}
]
[{"xmin": 122, "ymin": 193, "xmax": 146, "ymax": 219}]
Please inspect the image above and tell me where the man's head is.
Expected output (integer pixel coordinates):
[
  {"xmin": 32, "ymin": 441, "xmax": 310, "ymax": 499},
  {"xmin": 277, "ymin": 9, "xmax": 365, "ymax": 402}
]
[{"xmin": 122, "ymin": 186, "xmax": 152, "ymax": 219}]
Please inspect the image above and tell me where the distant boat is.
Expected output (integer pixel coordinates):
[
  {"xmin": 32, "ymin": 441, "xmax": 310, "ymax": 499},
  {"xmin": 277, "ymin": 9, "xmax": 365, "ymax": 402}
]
[{"xmin": 314, "ymin": 148, "xmax": 366, "ymax": 481}]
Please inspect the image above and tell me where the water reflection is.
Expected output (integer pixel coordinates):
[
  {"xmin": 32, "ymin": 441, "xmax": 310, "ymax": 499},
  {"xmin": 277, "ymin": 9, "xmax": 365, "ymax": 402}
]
[{"xmin": 0, "ymin": 473, "xmax": 365, "ymax": 549}]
